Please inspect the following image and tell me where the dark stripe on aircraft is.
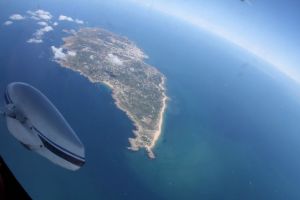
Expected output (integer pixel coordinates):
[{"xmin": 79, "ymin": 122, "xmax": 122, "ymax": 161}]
[
  {"xmin": 38, "ymin": 135, "xmax": 85, "ymax": 167},
  {"xmin": 4, "ymin": 93, "xmax": 9, "ymax": 104},
  {"xmin": 32, "ymin": 127, "xmax": 84, "ymax": 160},
  {"xmin": 4, "ymin": 89, "xmax": 12, "ymax": 104},
  {"xmin": 5, "ymin": 88, "xmax": 12, "ymax": 104}
]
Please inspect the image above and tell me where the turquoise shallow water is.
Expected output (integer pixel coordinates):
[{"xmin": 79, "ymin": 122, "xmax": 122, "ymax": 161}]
[{"xmin": 1, "ymin": 1, "xmax": 300, "ymax": 199}]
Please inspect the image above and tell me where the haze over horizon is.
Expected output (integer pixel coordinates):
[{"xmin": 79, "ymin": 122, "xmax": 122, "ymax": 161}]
[{"xmin": 131, "ymin": 0, "xmax": 300, "ymax": 83}]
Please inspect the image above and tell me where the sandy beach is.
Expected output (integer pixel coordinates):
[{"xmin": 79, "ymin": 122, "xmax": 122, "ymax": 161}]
[{"xmin": 146, "ymin": 78, "xmax": 168, "ymax": 157}]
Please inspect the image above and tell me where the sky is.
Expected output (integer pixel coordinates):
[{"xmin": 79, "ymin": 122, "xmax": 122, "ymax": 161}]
[{"xmin": 130, "ymin": 0, "xmax": 300, "ymax": 83}]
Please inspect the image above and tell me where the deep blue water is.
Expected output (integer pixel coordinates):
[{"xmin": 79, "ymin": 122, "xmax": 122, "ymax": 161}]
[{"xmin": 1, "ymin": 1, "xmax": 300, "ymax": 199}]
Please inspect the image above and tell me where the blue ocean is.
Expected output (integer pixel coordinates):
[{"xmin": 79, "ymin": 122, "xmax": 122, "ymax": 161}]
[{"xmin": 1, "ymin": 0, "xmax": 300, "ymax": 199}]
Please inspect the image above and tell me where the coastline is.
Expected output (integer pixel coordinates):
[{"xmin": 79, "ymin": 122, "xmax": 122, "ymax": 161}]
[
  {"xmin": 58, "ymin": 61, "xmax": 168, "ymax": 158},
  {"xmin": 59, "ymin": 62, "xmax": 167, "ymax": 159},
  {"xmin": 112, "ymin": 77, "xmax": 168, "ymax": 159},
  {"xmin": 146, "ymin": 77, "xmax": 168, "ymax": 158}
]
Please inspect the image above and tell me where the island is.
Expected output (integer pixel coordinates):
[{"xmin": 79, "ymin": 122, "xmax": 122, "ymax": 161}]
[{"xmin": 51, "ymin": 28, "xmax": 168, "ymax": 158}]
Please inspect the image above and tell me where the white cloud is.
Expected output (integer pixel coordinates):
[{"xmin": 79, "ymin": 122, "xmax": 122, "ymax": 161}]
[
  {"xmin": 3, "ymin": 21, "xmax": 13, "ymax": 25},
  {"xmin": 41, "ymin": 25, "xmax": 53, "ymax": 32},
  {"xmin": 53, "ymin": 22, "xmax": 58, "ymax": 26},
  {"xmin": 27, "ymin": 25, "xmax": 53, "ymax": 44},
  {"xmin": 9, "ymin": 14, "xmax": 25, "ymax": 20},
  {"xmin": 107, "ymin": 53, "xmax": 123, "ymax": 66},
  {"xmin": 51, "ymin": 46, "xmax": 66, "ymax": 60},
  {"xmin": 59, "ymin": 15, "xmax": 73, "ymax": 22},
  {"xmin": 34, "ymin": 29, "xmax": 44, "ymax": 37},
  {"xmin": 51, "ymin": 46, "xmax": 77, "ymax": 60},
  {"xmin": 37, "ymin": 21, "xmax": 48, "ymax": 26},
  {"xmin": 67, "ymin": 51, "xmax": 76, "ymax": 56},
  {"xmin": 34, "ymin": 25, "xmax": 53, "ymax": 37},
  {"xmin": 58, "ymin": 15, "xmax": 84, "ymax": 25},
  {"xmin": 30, "ymin": 15, "xmax": 40, "ymax": 20},
  {"xmin": 75, "ymin": 19, "xmax": 84, "ymax": 24},
  {"xmin": 27, "ymin": 38, "xmax": 43, "ymax": 43},
  {"xmin": 62, "ymin": 29, "xmax": 76, "ymax": 35},
  {"xmin": 27, "ymin": 9, "xmax": 52, "ymax": 21},
  {"xmin": 35, "ymin": 9, "xmax": 52, "ymax": 20}
]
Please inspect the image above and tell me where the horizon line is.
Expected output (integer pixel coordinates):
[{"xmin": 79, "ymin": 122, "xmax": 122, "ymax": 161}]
[{"xmin": 131, "ymin": 0, "xmax": 300, "ymax": 84}]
